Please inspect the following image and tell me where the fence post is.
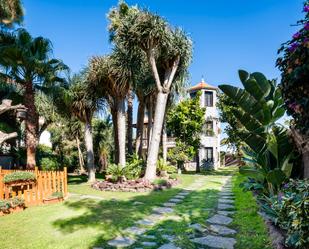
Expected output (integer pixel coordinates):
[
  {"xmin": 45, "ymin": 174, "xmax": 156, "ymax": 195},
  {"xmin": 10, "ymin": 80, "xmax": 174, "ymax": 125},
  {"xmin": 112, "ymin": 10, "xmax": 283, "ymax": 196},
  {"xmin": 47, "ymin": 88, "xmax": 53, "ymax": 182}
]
[
  {"xmin": 35, "ymin": 167, "xmax": 38, "ymax": 179},
  {"xmin": 64, "ymin": 167, "xmax": 67, "ymax": 197},
  {"xmin": 0, "ymin": 166, "xmax": 2, "ymax": 174}
]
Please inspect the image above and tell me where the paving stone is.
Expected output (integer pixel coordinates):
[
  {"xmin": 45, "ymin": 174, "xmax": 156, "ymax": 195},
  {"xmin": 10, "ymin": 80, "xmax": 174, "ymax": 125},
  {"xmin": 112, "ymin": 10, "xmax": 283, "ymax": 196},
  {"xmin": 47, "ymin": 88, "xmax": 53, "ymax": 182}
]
[
  {"xmin": 157, "ymin": 243, "xmax": 181, "ymax": 249},
  {"xmin": 124, "ymin": 226, "xmax": 146, "ymax": 235},
  {"xmin": 177, "ymin": 192, "xmax": 189, "ymax": 196},
  {"xmin": 166, "ymin": 215, "xmax": 182, "ymax": 221},
  {"xmin": 218, "ymin": 199, "xmax": 234, "ymax": 204},
  {"xmin": 107, "ymin": 236, "xmax": 136, "ymax": 247},
  {"xmin": 191, "ymin": 235, "xmax": 236, "ymax": 249},
  {"xmin": 136, "ymin": 219, "xmax": 156, "ymax": 226},
  {"xmin": 217, "ymin": 210, "xmax": 235, "ymax": 216},
  {"xmin": 209, "ymin": 224, "xmax": 237, "ymax": 235},
  {"xmin": 148, "ymin": 213, "xmax": 164, "ymax": 221},
  {"xmin": 142, "ymin": 234, "xmax": 156, "ymax": 239},
  {"xmin": 220, "ymin": 196, "xmax": 234, "ymax": 200},
  {"xmin": 133, "ymin": 201, "xmax": 144, "ymax": 205},
  {"xmin": 163, "ymin": 202, "xmax": 177, "ymax": 207},
  {"xmin": 161, "ymin": 234, "xmax": 175, "ymax": 241},
  {"xmin": 169, "ymin": 198, "xmax": 182, "ymax": 203},
  {"xmin": 207, "ymin": 214, "xmax": 233, "ymax": 225},
  {"xmin": 218, "ymin": 203, "xmax": 235, "ymax": 210},
  {"xmin": 141, "ymin": 241, "xmax": 157, "ymax": 247},
  {"xmin": 173, "ymin": 195, "xmax": 185, "ymax": 199},
  {"xmin": 153, "ymin": 207, "xmax": 174, "ymax": 214},
  {"xmin": 189, "ymin": 223, "xmax": 206, "ymax": 232}
]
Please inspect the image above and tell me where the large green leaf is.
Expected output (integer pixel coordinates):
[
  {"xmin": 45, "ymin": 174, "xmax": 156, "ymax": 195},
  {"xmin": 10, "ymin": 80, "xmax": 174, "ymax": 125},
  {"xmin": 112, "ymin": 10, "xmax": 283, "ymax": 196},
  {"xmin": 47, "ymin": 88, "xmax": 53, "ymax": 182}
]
[
  {"xmin": 266, "ymin": 169, "xmax": 286, "ymax": 187},
  {"xmin": 251, "ymin": 72, "xmax": 271, "ymax": 97},
  {"xmin": 238, "ymin": 130, "xmax": 266, "ymax": 154},
  {"xmin": 231, "ymin": 108, "xmax": 262, "ymax": 132},
  {"xmin": 238, "ymin": 70, "xmax": 249, "ymax": 83}
]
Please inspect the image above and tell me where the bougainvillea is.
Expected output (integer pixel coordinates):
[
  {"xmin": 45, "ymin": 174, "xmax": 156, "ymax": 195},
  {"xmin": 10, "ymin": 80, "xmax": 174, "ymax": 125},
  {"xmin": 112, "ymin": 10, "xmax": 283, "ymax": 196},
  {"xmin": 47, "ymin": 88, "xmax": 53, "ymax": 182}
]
[{"xmin": 277, "ymin": 1, "xmax": 309, "ymax": 135}]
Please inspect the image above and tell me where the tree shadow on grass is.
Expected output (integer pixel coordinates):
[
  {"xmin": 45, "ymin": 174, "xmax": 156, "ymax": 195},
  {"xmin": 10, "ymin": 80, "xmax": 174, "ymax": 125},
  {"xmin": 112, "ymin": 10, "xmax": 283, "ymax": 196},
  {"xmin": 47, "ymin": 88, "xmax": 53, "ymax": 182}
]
[{"xmin": 53, "ymin": 185, "xmax": 221, "ymax": 248}]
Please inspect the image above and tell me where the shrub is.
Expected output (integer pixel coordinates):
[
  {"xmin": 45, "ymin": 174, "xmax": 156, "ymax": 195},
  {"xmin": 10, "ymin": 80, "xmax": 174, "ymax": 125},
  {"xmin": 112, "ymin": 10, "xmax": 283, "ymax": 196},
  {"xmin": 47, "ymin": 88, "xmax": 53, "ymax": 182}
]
[
  {"xmin": 263, "ymin": 179, "xmax": 309, "ymax": 248},
  {"xmin": 10, "ymin": 197, "xmax": 24, "ymax": 208},
  {"xmin": 169, "ymin": 173, "xmax": 178, "ymax": 180},
  {"xmin": 152, "ymin": 178, "xmax": 168, "ymax": 186},
  {"xmin": 157, "ymin": 158, "xmax": 177, "ymax": 174},
  {"xmin": 40, "ymin": 157, "xmax": 59, "ymax": 171},
  {"xmin": 3, "ymin": 171, "xmax": 36, "ymax": 183},
  {"xmin": 0, "ymin": 200, "xmax": 11, "ymax": 212}
]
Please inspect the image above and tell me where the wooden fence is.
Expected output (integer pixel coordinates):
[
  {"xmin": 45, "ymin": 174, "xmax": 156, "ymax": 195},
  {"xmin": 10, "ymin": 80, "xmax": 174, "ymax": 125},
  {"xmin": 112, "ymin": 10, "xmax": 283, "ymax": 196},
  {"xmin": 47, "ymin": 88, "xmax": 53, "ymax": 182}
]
[{"xmin": 0, "ymin": 167, "xmax": 67, "ymax": 206}]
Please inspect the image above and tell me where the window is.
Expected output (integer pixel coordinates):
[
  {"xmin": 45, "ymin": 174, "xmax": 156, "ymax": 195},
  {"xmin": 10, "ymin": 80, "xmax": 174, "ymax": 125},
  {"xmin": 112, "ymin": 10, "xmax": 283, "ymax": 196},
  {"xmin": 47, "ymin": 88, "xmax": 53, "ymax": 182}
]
[
  {"xmin": 205, "ymin": 121, "xmax": 213, "ymax": 136},
  {"xmin": 204, "ymin": 147, "xmax": 213, "ymax": 162},
  {"xmin": 205, "ymin": 91, "xmax": 213, "ymax": 107}
]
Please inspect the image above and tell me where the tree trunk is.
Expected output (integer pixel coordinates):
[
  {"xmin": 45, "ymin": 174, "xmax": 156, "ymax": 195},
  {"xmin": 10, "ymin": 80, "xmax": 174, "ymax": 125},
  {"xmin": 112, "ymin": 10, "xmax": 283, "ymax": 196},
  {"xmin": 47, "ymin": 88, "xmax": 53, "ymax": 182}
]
[
  {"xmin": 84, "ymin": 120, "xmax": 95, "ymax": 182},
  {"xmin": 147, "ymin": 95, "xmax": 153, "ymax": 151},
  {"xmin": 24, "ymin": 82, "xmax": 39, "ymax": 169},
  {"xmin": 111, "ymin": 105, "xmax": 119, "ymax": 164},
  {"xmin": 145, "ymin": 92, "xmax": 169, "ymax": 180},
  {"xmin": 162, "ymin": 122, "xmax": 167, "ymax": 162},
  {"xmin": 76, "ymin": 136, "xmax": 86, "ymax": 174},
  {"xmin": 117, "ymin": 98, "xmax": 126, "ymax": 167},
  {"xmin": 303, "ymin": 150, "xmax": 309, "ymax": 179},
  {"xmin": 127, "ymin": 90, "xmax": 134, "ymax": 156},
  {"xmin": 135, "ymin": 100, "xmax": 145, "ymax": 158}
]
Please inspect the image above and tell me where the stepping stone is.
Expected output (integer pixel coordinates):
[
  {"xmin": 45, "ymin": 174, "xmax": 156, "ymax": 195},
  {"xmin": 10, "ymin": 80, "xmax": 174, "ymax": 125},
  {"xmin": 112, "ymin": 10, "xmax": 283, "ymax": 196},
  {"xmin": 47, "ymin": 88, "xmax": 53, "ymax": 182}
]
[
  {"xmin": 169, "ymin": 198, "xmax": 182, "ymax": 203},
  {"xmin": 158, "ymin": 243, "xmax": 181, "ymax": 249},
  {"xmin": 191, "ymin": 235, "xmax": 236, "ymax": 249},
  {"xmin": 108, "ymin": 236, "xmax": 136, "ymax": 247},
  {"xmin": 189, "ymin": 223, "xmax": 206, "ymax": 232},
  {"xmin": 207, "ymin": 214, "xmax": 233, "ymax": 225},
  {"xmin": 133, "ymin": 201, "xmax": 144, "ymax": 205},
  {"xmin": 163, "ymin": 202, "xmax": 177, "ymax": 207},
  {"xmin": 153, "ymin": 207, "xmax": 174, "ymax": 214},
  {"xmin": 174, "ymin": 195, "xmax": 185, "ymax": 199},
  {"xmin": 209, "ymin": 224, "xmax": 237, "ymax": 235},
  {"xmin": 218, "ymin": 199, "xmax": 234, "ymax": 204},
  {"xmin": 141, "ymin": 241, "xmax": 157, "ymax": 247},
  {"xmin": 178, "ymin": 192, "xmax": 189, "ymax": 196},
  {"xmin": 142, "ymin": 235, "xmax": 156, "ymax": 239},
  {"xmin": 136, "ymin": 219, "xmax": 156, "ymax": 226},
  {"xmin": 220, "ymin": 196, "xmax": 234, "ymax": 200},
  {"xmin": 148, "ymin": 214, "xmax": 164, "ymax": 221},
  {"xmin": 218, "ymin": 203, "xmax": 235, "ymax": 210},
  {"xmin": 124, "ymin": 226, "xmax": 146, "ymax": 235},
  {"xmin": 217, "ymin": 210, "xmax": 235, "ymax": 216},
  {"xmin": 166, "ymin": 215, "xmax": 182, "ymax": 221},
  {"xmin": 161, "ymin": 234, "xmax": 175, "ymax": 241},
  {"xmin": 203, "ymin": 208, "xmax": 214, "ymax": 211},
  {"xmin": 93, "ymin": 247, "xmax": 103, "ymax": 249}
]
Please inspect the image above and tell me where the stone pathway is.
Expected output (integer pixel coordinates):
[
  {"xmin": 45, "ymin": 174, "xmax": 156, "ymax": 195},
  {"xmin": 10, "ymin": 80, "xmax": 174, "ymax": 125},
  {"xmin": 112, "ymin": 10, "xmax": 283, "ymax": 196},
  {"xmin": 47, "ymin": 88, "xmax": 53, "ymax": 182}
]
[
  {"xmin": 104, "ymin": 174, "xmax": 238, "ymax": 248},
  {"xmin": 190, "ymin": 176, "xmax": 237, "ymax": 249}
]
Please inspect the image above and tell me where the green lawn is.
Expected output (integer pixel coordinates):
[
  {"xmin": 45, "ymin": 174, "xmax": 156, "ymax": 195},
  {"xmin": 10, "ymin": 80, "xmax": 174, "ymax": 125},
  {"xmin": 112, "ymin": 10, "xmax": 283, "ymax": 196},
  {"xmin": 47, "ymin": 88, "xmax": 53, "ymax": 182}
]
[{"xmin": 0, "ymin": 168, "xmax": 272, "ymax": 249}]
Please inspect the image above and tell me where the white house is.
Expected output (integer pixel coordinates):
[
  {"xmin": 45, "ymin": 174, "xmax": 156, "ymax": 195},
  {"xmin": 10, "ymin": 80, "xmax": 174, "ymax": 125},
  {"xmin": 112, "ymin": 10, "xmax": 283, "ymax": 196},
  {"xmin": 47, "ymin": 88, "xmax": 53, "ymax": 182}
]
[{"xmin": 187, "ymin": 79, "xmax": 221, "ymax": 170}]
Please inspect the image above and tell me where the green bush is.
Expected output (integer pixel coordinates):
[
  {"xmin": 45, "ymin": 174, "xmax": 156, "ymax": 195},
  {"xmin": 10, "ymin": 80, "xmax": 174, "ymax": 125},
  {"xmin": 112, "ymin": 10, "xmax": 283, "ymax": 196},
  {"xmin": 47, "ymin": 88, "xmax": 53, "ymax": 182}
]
[
  {"xmin": 0, "ymin": 200, "xmax": 11, "ymax": 211},
  {"xmin": 3, "ymin": 171, "xmax": 36, "ymax": 183},
  {"xmin": 169, "ymin": 173, "xmax": 178, "ymax": 180},
  {"xmin": 10, "ymin": 197, "xmax": 24, "ymax": 207},
  {"xmin": 157, "ymin": 158, "xmax": 177, "ymax": 174},
  {"xmin": 40, "ymin": 157, "xmax": 59, "ymax": 171},
  {"xmin": 152, "ymin": 178, "xmax": 168, "ymax": 186},
  {"xmin": 263, "ymin": 179, "xmax": 309, "ymax": 248}
]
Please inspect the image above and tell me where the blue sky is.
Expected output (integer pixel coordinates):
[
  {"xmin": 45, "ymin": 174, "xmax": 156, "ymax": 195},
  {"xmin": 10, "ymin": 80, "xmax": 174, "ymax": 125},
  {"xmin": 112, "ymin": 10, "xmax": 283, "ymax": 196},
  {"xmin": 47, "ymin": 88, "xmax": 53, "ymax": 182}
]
[{"xmin": 23, "ymin": 0, "xmax": 304, "ymax": 88}]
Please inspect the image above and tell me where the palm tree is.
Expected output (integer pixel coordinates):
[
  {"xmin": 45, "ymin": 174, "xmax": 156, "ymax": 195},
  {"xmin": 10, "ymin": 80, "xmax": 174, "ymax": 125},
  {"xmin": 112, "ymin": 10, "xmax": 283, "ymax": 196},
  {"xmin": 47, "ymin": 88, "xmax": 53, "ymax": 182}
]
[
  {"xmin": 0, "ymin": 29, "xmax": 68, "ymax": 169},
  {"xmin": 64, "ymin": 73, "xmax": 103, "ymax": 182},
  {"xmin": 108, "ymin": 3, "xmax": 192, "ymax": 180},
  {"xmin": 0, "ymin": 0, "xmax": 23, "ymax": 28}
]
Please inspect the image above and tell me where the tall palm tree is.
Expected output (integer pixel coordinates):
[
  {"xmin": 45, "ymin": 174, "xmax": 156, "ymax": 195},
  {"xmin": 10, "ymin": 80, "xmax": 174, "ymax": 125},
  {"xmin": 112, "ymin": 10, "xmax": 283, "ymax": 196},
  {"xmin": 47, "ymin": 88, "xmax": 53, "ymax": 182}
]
[
  {"xmin": 64, "ymin": 73, "xmax": 103, "ymax": 182},
  {"xmin": 0, "ymin": 0, "xmax": 23, "ymax": 28},
  {"xmin": 0, "ymin": 29, "xmax": 68, "ymax": 169}
]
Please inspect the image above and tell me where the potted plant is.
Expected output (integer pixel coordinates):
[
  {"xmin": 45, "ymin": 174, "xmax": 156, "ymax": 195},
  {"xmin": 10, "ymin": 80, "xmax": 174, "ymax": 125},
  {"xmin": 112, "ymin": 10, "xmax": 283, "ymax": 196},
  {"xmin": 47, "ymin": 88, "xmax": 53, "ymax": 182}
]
[
  {"xmin": 43, "ymin": 192, "xmax": 64, "ymax": 204},
  {"xmin": 3, "ymin": 172, "xmax": 36, "ymax": 186},
  {"xmin": 0, "ymin": 200, "xmax": 11, "ymax": 216}
]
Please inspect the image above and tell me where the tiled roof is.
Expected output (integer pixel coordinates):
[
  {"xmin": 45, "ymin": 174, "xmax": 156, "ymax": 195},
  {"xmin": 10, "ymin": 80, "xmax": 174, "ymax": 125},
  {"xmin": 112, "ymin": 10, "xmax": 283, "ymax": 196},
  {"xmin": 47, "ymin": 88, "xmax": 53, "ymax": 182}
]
[{"xmin": 188, "ymin": 80, "xmax": 217, "ymax": 92}]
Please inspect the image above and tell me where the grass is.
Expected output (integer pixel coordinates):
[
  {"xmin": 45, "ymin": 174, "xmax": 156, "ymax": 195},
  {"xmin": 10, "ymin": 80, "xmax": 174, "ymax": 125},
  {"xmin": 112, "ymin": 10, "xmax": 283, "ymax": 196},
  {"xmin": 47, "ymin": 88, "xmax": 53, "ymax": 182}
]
[
  {"xmin": 0, "ymin": 168, "xmax": 273, "ymax": 249},
  {"xmin": 232, "ymin": 173, "xmax": 273, "ymax": 249}
]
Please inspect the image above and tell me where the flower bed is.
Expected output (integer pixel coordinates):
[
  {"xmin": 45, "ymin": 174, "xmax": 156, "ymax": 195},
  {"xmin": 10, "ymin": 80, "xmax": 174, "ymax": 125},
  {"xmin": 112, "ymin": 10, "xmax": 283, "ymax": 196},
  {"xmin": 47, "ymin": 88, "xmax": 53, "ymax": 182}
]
[
  {"xmin": 0, "ymin": 197, "xmax": 25, "ymax": 216},
  {"xmin": 91, "ymin": 178, "xmax": 180, "ymax": 192},
  {"xmin": 43, "ymin": 192, "xmax": 64, "ymax": 204}
]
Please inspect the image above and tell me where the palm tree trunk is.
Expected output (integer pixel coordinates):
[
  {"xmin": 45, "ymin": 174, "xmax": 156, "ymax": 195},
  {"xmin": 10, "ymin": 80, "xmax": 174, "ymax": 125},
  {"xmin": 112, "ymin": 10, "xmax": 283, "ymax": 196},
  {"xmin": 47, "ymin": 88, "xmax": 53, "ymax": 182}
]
[
  {"xmin": 145, "ymin": 92, "xmax": 169, "ymax": 180},
  {"xmin": 24, "ymin": 82, "xmax": 39, "ymax": 169},
  {"xmin": 135, "ymin": 99, "xmax": 145, "ymax": 157},
  {"xmin": 84, "ymin": 120, "xmax": 95, "ymax": 182},
  {"xmin": 117, "ymin": 98, "xmax": 126, "ymax": 167},
  {"xmin": 111, "ymin": 105, "xmax": 119, "ymax": 164},
  {"xmin": 147, "ymin": 95, "xmax": 153, "ymax": 151},
  {"xmin": 76, "ymin": 136, "xmax": 86, "ymax": 174},
  {"xmin": 127, "ymin": 90, "xmax": 133, "ymax": 156},
  {"xmin": 162, "ymin": 122, "xmax": 167, "ymax": 162}
]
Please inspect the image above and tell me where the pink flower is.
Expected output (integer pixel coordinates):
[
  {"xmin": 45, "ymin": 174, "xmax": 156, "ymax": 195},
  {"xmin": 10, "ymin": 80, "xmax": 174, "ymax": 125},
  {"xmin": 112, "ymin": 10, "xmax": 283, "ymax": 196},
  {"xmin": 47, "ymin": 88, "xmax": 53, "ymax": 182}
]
[
  {"xmin": 304, "ymin": 5, "xmax": 309, "ymax": 12},
  {"xmin": 293, "ymin": 32, "xmax": 301, "ymax": 39},
  {"xmin": 304, "ymin": 22, "xmax": 309, "ymax": 31},
  {"xmin": 288, "ymin": 42, "xmax": 299, "ymax": 52}
]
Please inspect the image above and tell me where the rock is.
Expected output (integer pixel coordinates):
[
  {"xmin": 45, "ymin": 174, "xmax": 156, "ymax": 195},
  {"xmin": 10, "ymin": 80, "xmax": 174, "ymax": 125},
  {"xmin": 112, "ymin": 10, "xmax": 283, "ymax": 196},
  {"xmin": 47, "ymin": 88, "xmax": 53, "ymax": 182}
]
[
  {"xmin": 157, "ymin": 243, "xmax": 181, "ymax": 249},
  {"xmin": 141, "ymin": 241, "xmax": 157, "ymax": 247},
  {"xmin": 124, "ymin": 226, "xmax": 146, "ymax": 235},
  {"xmin": 189, "ymin": 223, "xmax": 206, "ymax": 232},
  {"xmin": 153, "ymin": 207, "xmax": 174, "ymax": 214},
  {"xmin": 209, "ymin": 224, "xmax": 237, "ymax": 235},
  {"xmin": 207, "ymin": 214, "xmax": 233, "ymax": 225},
  {"xmin": 217, "ymin": 210, "xmax": 235, "ymax": 216},
  {"xmin": 218, "ymin": 199, "xmax": 234, "ymax": 204},
  {"xmin": 218, "ymin": 203, "xmax": 235, "ymax": 210},
  {"xmin": 107, "ymin": 236, "xmax": 136, "ymax": 247},
  {"xmin": 136, "ymin": 219, "xmax": 156, "ymax": 226},
  {"xmin": 191, "ymin": 235, "xmax": 236, "ymax": 249},
  {"xmin": 163, "ymin": 202, "xmax": 177, "ymax": 207},
  {"xmin": 169, "ymin": 198, "xmax": 182, "ymax": 203}
]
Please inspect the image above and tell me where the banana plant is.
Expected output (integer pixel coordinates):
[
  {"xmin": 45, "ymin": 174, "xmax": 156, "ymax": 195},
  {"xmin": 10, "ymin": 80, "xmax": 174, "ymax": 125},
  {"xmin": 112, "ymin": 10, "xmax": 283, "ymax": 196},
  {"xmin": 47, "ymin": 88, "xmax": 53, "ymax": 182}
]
[{"xmin": 219, "ymin": 70, "xmax": 293, "ymax": 195}]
